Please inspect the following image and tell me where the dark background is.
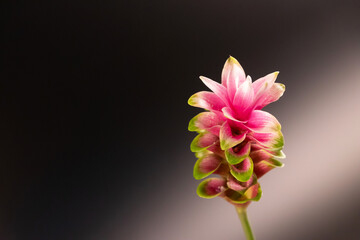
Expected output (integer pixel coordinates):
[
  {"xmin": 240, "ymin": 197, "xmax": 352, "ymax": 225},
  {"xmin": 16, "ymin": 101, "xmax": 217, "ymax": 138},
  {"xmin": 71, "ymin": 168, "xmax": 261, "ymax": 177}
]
[{"xmin": 3, "ymin": 1, "xmax": 360, "ymax": 239}]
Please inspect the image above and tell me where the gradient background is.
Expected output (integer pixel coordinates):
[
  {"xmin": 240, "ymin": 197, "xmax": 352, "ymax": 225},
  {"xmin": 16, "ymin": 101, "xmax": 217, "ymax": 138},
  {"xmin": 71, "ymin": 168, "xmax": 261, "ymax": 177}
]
[{"xmin": 3, "ymin": 0, "xmax": 360, "ymax": 239}]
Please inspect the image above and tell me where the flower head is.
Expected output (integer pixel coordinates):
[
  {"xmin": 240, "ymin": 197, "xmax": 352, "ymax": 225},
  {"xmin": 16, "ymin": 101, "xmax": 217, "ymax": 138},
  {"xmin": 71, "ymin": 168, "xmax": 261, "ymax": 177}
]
[{"xmin": 188, "ymin": 56, "xmax": 285, "ymax": 206}]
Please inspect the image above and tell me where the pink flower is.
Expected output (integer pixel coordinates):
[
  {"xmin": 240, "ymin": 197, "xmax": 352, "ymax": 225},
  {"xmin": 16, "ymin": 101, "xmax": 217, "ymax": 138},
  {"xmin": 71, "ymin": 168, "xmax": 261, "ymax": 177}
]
[{"xmin": 188, "ymin": 56, "xmax": 285, "ymax": 205}]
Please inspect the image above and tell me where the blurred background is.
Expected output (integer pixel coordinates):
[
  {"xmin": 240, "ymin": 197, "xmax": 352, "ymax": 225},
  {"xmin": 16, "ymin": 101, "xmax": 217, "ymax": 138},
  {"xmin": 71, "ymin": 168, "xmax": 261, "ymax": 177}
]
[{"xmin": 3, "ymin": 0, "xmax": 360, "ymax": 239}]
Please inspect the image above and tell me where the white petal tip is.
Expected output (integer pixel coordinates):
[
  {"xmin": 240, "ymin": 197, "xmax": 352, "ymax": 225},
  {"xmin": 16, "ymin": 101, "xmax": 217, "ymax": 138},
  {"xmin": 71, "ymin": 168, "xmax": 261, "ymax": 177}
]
[{"xmin": 246, "ymin": 75, "xmax": 252, "ymax": 82}]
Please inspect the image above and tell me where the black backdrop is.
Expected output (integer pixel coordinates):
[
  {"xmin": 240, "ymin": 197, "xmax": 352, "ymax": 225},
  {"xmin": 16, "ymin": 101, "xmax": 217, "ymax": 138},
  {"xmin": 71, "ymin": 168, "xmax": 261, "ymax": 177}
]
[{"xmin": 3, "ymin": 1, "xmax": 360, "ymax": 239}]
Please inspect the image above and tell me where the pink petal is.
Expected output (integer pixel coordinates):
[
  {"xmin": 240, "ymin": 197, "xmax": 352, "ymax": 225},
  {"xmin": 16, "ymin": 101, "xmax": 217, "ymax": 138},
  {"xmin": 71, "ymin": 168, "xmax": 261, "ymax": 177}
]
[
  {"xmin": 254, "ymin": 162, "xmax": 273, "ymax": 178},
  {"xmin": 250, "ymin": 149, "xmax": 285, "ymax": 162},
  {"xmin": 193, "ymin": 153, "xmax": 223, "ymax": 180},
  {"xmin": 243, "ymin": 183, "xmax": 261, "ymax": 200},
  {"xmin": 188, "ymin": 111, "xmax": 225, "ymax": 136},
  {"xmin": 225, "ymin": 141, "xmax": 251, "ymax": 165},
  {"xmin": 223, "ymin": 181, "xmax": 261, "ymax": 204},
  {"xmin": 227, "ymin": 175, "xmax": 254, "ymax": 191},
  {"xmin": 232, "ymin": 76, "xmax": 255, "ymax": 121},
  {"xmin": 190, "ymin": 132, "xmax": 219, "ymax": 152},
  {"xmin": 245, "ymin": 110, "xmax": 281, "ymax": 133},
  {"xmin": 222, "ymin": 107, "xmax": 246, "ymax": 123},
  {"xmin": 248, "ymin": 130, "xmax": 284, "ymax": 150},
  {"xmin": 188, "ymin": 91, "xmax": 226, "ymax": 111},
  {"xmin": 250, "ymin": 149, "xmax": 273, "ymax": 163},
  {"xmin": 197, "ymin": 178, "xmax": 227, "ymax": 199},
  {"xmin": 219, "ymin": 121, "xmax": 247, "ymax": 150},
  {"xmin": 198, "ymin": 154, "xmax": 222, "ymax": 173},
  {"xmin": 255, "ymin": 83, "xmax": 285, "ymax": 110},
  {"xmin": 252, "ymin": 71, "xmax": 279, "ymax": 97},
  {"xmin": 221, "ymin": 56, "xmax": 246, "ymax": 100},
  {"xmin": 205, "ymin": 178, "xmax": 226, "ymax": 195},
  {"xmin": 254, "ymin": 158, "xmax": 284, "ymax": 178},
  {"xmin": 199, "ymin": 76, "xmax": 230, "ymax": 106},
  {"xmin": 206, "ymin": 141, "xmax": 224, "ymax": 157},
  {"xmin": 230, "ymin": 157, "xmax": 254, "ymax": 182},
  {"xmin": 231, "ymin": 157, "xmax": 252, "ymax": 173},
  {"xmin": 213, "ymin": 162, "xmax": 230, "ymax": 176}
]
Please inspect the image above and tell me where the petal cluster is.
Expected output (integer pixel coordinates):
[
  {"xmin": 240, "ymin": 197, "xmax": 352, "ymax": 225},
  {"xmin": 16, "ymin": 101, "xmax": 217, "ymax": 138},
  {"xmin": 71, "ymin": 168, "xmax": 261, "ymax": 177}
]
[{"xmin": 188, "ymin": 56, "xmax": 285, "ymax": 206}]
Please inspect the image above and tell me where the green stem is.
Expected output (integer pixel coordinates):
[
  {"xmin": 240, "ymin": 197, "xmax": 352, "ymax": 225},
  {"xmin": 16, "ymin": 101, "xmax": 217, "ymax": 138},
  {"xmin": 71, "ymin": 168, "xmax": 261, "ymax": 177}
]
[{"xmin": 236, "ymin": 207, "xmax": 255, "ymax": 240}]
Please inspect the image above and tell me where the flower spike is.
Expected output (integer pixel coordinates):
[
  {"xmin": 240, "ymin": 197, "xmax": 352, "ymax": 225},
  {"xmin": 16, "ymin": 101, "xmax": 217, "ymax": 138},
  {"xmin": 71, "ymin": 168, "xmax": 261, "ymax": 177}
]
[{"xmin": 188, "ymin": 56, "xmax": 285, "ymax": 207}]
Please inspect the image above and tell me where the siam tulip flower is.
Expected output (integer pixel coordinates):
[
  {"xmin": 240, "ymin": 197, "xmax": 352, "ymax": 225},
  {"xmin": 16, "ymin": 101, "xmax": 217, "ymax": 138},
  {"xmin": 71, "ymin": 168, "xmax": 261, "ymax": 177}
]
[{"xmin": 188, "ymin": 56, "xmax": 285, "ymax": 240}]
